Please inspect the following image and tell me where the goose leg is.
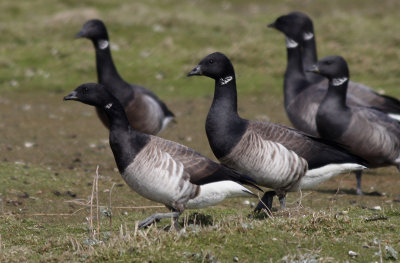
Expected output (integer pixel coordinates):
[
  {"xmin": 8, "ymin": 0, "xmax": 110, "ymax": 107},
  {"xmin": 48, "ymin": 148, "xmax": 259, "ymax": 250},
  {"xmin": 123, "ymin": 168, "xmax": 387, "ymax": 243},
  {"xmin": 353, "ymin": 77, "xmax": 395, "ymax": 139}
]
[
  {"xmin": 355, "ymin": 171, "xmax": 363, "ymax": 195},
  {"xmin": 278, "ymin": 194, "xmax": 286, "ymax": 210},
  {"xmin": 254, "ymin": 191, "xmax": 276, "ymax": 213},
  {"xmin": 138, "ymin": 212, "xmax": 181, "ymax": 229}
]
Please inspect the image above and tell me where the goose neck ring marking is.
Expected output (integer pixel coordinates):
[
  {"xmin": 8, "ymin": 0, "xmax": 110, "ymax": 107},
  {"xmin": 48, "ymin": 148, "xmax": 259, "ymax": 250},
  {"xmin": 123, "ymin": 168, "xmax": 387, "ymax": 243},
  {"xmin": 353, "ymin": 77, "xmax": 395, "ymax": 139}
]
[
  {"xmin": 332, "ymin": 77, "xmax": 348, "ymax": 86},
  {"xmin": 303, "ymin": 32, "xmax": 314, "ymax": 40},
  {"xmin": 219, "ymin": 76, "xmax": 233, "ymax": 85},
  {"xmin": 98, "ymin": 40, "xmax": 109, "ymax": 50},
  {"xmin": 286, "ymin": 37, "xmax": 298, "ymax": 48}
]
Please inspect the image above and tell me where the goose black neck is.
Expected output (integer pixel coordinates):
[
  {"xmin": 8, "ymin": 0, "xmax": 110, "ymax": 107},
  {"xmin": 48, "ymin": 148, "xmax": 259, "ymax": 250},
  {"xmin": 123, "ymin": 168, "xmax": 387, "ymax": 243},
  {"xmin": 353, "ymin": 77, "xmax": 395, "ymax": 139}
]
[
  {"xmin": 284, "ymin": 45, "xmax": 307, "ymax": 106},
  {"xmin": 302, "ymin": 38, "xmax": 325, "ymax": 83},
  {"xmin": 211, "ymin": 78, "xmax": 239, "ymax": 116},
  {"xmin": 325, "ymin": 80, "xmax": 349, "ymax": 108},
  {"xmin": 302, "ymin": 38, "xmax": 318, "ymax": 67},
  {"xmin": 316, "ymin": 80, "xmax": 351, "ymax": 139},
  {"xmin": 92, "ymin": 40, "xmax": 124, "ymax": 85},
  {"xmin": 103, "ymin": 98, "xmax": 130, "ymax": 130},
  {"xmin": 102, "ymin": 97, "xmax": 149, "ymax": 173},
  {"xmin": 206, "ymin": 76, "xmax": 247, "ymax": 159}
]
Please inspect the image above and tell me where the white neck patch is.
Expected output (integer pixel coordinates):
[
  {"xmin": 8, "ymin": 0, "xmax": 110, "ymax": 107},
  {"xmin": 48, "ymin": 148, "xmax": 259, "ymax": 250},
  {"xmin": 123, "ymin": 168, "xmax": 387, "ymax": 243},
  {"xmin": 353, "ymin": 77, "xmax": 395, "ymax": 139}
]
[
  {"xmin": 105, "ymin": 103, "xmax": 113, "ymax": 109},
  {"xmin": 98, "ymin": 40, "xmax": 109, "ymax": 50},
  {"xmin": 286, "ymin": 37, "xmax": 298, "ymax": 48},
  {"xmin": 332, "ymin": 77, "xmax": 348, "ymax": 86},
  {"xmin": 303, "ymin": 32, "xmax": 314, "ymax": 40},
  {"xmin": 219, "ymin": 76, "xmax": 233, "ymax": 85}
]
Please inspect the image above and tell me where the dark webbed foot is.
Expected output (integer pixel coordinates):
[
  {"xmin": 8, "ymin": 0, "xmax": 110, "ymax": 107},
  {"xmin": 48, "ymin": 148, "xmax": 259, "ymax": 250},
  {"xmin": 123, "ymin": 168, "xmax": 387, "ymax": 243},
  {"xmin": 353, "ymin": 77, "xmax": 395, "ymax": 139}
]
[
  {"xmin": 138, "ymin": 212, "xmax": 181, "ymax": 229},
  {"xmin": 254, "ymin": 191, "xmax": 276, "ymax": 213}
]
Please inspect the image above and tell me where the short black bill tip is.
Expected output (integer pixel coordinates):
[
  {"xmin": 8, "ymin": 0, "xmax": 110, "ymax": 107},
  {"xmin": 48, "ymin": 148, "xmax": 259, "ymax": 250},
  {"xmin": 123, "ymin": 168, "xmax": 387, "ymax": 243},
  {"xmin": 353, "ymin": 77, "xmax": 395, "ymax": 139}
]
[
  {"xmin": 306, "ymin": 65, "xmax": 319, "ymax": 73},
  {"xmin": 75, "ymin": 30, "xmax": 85, "ymax": 39},
  {"xmin": 63, "ymin": 91, "xmax": 78, "ymax": 101},
  {"xmin": 267, "ymin": 22, "xmax": 276, "ymax": 28},
  {"xmin": 187, "ymin": 65, "xmax": 202, "ymax": 77}
]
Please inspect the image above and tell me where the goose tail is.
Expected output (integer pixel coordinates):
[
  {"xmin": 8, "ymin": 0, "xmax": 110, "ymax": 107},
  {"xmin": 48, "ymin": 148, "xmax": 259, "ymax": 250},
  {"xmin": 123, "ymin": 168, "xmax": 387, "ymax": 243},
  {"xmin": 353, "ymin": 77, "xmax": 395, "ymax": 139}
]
[
  {"xmin": 379, "ymin": 93, "xmax": 400, "ymax": 115},
  {"xmin": 299, "ymin": 163, "xmax": 366, "ymax": 190},
  {"xmin": 186, "ymin": 181, "xmax": 256, "ymax": 209},
  {"xmin": 388, "ymin": 113, "xmax": 400, "ymax": 122}
]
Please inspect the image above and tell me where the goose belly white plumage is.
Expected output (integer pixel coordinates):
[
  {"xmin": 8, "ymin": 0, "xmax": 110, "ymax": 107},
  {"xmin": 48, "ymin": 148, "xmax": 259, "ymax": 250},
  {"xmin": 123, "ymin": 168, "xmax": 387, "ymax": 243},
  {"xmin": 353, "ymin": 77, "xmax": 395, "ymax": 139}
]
[
  {"xmin": 298, "ymin": 163, "xmax": 366, "ymax": 190},
  {"xmin": 161, "ymin": 116, "xmax": 175, "ymax": 133},
  {"xmin": 388, "ymin": 113, "xmax": 400, "ymax": 122},
  {"xmin": 186, "ymin": 181, "xmax": 254, "ymax": 209}
]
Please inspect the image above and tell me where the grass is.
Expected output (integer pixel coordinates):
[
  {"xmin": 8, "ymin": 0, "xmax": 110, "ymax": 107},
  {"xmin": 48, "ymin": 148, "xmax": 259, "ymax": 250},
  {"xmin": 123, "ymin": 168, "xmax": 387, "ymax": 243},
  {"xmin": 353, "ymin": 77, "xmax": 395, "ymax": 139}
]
[
  {"xmin": 1, "ymin": 161, "xmax": 399, "ymax": 262},
  {"xmin": 0, "ymin": 0, "xmax": 399, "ymax": 261}
]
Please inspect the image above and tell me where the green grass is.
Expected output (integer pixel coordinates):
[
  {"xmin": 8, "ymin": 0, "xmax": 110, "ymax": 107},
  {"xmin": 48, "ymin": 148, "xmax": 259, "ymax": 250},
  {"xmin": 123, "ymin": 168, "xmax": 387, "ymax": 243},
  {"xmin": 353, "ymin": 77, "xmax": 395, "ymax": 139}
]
[
  {"xmin": 1, "ymin": 0, "xmax": 399, "ymax": 97},
  {"xmin": 0, "ymin": 0, "xmax": 399, "ymax": 261}
]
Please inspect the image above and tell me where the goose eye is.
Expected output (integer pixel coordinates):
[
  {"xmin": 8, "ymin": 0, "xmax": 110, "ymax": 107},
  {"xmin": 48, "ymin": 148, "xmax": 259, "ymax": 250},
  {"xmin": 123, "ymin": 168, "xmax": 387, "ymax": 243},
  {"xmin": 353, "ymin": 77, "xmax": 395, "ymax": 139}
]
[
  {"xmin": 209, "ymin": 59, "xmax": 214, "ymax": 64},
  {"xmin": 278, "ymin": 18, "xmax": 287, "ymax": 26}
]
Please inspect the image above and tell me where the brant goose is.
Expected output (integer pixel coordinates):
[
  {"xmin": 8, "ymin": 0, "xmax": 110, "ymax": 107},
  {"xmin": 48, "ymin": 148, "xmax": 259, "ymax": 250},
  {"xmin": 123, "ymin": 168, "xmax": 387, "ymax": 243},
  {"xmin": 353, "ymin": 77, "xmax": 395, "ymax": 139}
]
[
  {"xmin": 187, "ymin": 52, "xmax": 366, "ymax": 211},
  {"xmin": 268, "ymin": 14, "xmax": 321, "ymax": 136},
  {"xmin": 76, "ymin": 19, "xmax": 174, "ymax": 135},
  {"xmin": 271, "ymin": 12, "xmax": 400, "ymax": 121},
  {"xmin": 269, "ymin": 12, "xmax": 400, "ymax": 194},
  {"xmin": 64, "ymin": 83, "xmax": 258, "ymax": 228},
  {"xmin": 309, "ymin": 56, "xmax": 400, "ymax": 194}
]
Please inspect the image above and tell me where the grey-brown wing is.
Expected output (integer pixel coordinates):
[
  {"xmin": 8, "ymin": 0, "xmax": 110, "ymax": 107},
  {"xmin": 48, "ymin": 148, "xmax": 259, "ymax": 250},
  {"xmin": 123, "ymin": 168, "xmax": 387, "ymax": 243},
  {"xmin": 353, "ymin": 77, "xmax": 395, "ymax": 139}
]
[
  {"xmin": 151, "ymin": 137, "xmax": 248, "ymax": 185},
  {"xmin": 247, "ymin": 120, "xmax": 365, "ymax": 169},
  {"xmin": 347, "ymin": 81, "xmax": 400, "ymax": 114},
  {"xmin": 133, "ymin": 84, "xmax": 175, "ymax": 117},
  {"xmin": 340, "ymin": 107, "xmax": 400, "ymax": 164},
  {"xmin": 124, "ymin": 90, "xmax": 163, "ymax": 135}
]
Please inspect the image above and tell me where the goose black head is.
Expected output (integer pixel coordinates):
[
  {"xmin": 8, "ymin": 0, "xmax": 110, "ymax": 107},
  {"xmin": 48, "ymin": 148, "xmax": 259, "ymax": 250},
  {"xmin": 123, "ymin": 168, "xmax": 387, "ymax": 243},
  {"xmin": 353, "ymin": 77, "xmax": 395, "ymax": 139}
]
[
  {"xmin": 268, "ymin": 12, "xmax": 314, "ymax": 44},
  {"xmin": 76, "ymin": 19, "xmax": 109, "ymax": 41},
  {"xmin": 64, "ymin": 83, "xmax": 113, "ymax": 108},
  {"xmin": 187, "ymin": 52, "xmax": 235, "ymax": 81},
  {"xmin": 307, "ymin": 56, "xmax": 349, "ymax": 80}
]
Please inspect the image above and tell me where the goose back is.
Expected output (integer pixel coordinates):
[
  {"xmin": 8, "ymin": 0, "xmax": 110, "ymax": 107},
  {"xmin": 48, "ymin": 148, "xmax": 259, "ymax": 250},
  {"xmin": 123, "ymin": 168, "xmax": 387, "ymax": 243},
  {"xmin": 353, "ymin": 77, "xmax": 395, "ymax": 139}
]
[{"xmin": 329, "ymin": 107, "xmax": 400, "ymax": 166}]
